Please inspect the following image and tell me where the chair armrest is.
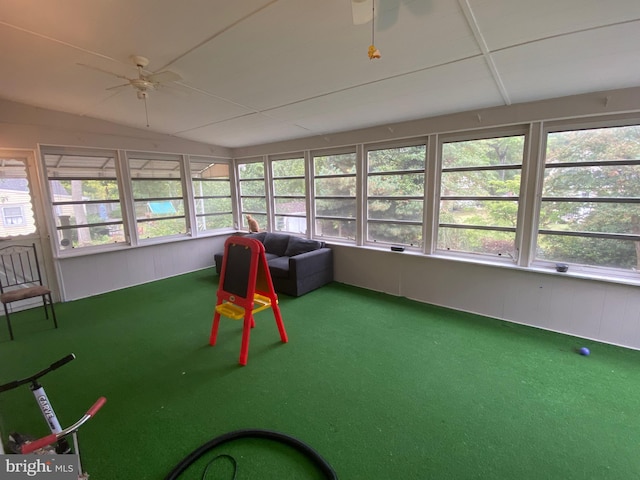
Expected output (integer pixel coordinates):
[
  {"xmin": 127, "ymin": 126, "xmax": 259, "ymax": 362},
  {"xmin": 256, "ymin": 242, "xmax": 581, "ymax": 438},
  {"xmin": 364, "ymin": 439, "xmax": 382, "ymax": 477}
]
[{"xmin": 289, "ymin": 248, "xmax": 333, "ymax": 276}]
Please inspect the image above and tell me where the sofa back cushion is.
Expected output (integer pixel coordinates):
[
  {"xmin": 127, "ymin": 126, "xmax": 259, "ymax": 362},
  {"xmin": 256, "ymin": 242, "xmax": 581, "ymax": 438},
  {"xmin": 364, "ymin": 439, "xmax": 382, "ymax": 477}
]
[
  {"xmin": 246, "ymin": 232, "xmax": 267, "ymax": 243},
  {"xmin": 263, "ymin": 233, "xmax": 291, "ymax": 256},
  {"xmin": 284, "ymin": 237, "xmax": 324, "ymax": 257}
]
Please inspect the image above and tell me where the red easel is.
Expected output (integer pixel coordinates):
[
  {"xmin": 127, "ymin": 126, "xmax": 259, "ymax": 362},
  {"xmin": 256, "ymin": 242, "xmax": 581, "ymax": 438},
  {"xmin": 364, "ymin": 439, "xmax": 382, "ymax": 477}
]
[{"xmin": 209, "ymin": 236, "xmax": 288, "ymax": 365}]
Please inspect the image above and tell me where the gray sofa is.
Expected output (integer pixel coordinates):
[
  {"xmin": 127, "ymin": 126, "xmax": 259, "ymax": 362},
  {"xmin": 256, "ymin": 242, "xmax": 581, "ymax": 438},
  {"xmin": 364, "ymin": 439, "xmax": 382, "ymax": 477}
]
[{"xmin": 214, "ymin": 232, "xmax": 333, "ymax": 297}]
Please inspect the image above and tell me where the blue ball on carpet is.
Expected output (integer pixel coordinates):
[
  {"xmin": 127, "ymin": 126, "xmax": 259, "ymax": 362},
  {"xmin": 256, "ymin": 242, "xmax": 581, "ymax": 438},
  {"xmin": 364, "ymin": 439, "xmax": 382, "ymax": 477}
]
[{"xmin": 579, "ymin": 347, "xmax": 590, "ymax": 356}]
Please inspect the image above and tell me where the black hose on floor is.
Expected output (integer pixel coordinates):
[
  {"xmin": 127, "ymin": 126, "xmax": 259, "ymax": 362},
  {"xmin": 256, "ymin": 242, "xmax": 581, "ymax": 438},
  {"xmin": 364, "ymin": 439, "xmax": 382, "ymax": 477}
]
[{"xmin": 164, "ymin": 428, "xmax": 338, "ymax": 480}]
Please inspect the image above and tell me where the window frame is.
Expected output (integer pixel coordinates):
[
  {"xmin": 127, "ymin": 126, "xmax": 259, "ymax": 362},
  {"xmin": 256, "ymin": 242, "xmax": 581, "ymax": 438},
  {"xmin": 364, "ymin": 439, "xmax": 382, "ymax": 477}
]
[
  {"xmin": 434, "ymin": 127, "xmax": 529, "ymax": 262},
  {"xmin": 533, "ymin": 116, "xmax": 640, "ymax": 278},
  {"xmin": 236, "ymin": 157, "xmax": 268, "ymax": 232},
  {"xmin": 311, "ymin": 147, "xmax": 358, "ymax": 243},
  {"xmin": 126, "ymin": 151, "xmax": 189, "ymax": 243},
  {"xmin": 188, "ymin": 155, "xmax": 234, "ymax": 235},
  {"xmin": 364, "ymin": 139, "xmax": 428, "ymax": 249},
  {"xmin": 270, "ymin": 153, "xmax": 307, "ymax": 234},
  {"xmin": 41, "ymin": 146, "xmax": 129, "ymax": 254}
]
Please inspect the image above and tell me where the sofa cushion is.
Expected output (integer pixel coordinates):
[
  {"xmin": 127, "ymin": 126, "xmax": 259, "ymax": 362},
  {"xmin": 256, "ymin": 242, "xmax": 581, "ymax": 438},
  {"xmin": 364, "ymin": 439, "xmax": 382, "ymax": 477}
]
[
  {"xmin": 263, "ymin": 233, "xmax": 290, "ymax": 257},
  {"xmin": 284, "ymin": 237, "xmax": 323, "ymax": 257},
  {"xmin": 267, "ymin": 256, "xmax": 290, "ymax": 278},
  {"xmin": 247, "ymin": 232, "xmax": 267, "ymax": 243}
]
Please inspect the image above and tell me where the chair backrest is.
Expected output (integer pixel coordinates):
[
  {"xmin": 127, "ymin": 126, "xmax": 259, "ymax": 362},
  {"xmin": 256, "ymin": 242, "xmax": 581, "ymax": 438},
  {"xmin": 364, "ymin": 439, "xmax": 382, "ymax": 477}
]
[{"xmin": 0, "ymin": 243, "xmax": 45, "ymax": 293}]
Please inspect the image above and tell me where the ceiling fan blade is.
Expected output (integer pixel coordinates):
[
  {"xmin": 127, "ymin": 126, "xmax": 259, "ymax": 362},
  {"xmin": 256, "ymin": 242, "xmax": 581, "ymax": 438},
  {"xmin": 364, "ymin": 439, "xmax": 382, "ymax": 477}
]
[
  {"xmin": 147, "ymin": 70, "xmax": 182, "ymax": 84},
  {"xmin": 105, "ymin": 83, "xmax": 130, "ymax": 91},
  {"xmin": 352, "ymin": 0, "xmax": 374, "ymax": 25},
  {"xmin": 77, "ymin": 63, "xmax": 130, "ymax": 81}
]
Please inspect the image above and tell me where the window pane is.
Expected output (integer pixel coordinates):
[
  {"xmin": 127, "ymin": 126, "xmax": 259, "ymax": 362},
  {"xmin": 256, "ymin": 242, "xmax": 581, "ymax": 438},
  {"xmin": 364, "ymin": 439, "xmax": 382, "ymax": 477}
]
[
  {"xmin": 368, "ymin": 199, "xmax": 423, "ymax": 221},
  {"xmin": 537, "ymin": 234, "xmax": 638, "ymax": 270},
  {"xmin": 314, "ymin": 153, "xmax": 357, "ymax": 175},
  {"xmin": 315, "ymin": 219, "xmax": 356, "ymax": 240},
  {"xmin": 315, "ymin": 176, "xmax": 356, "ymax": 196},
  {"xmin": 542, "ymin": 164, "xmax": 640, "ymax": 198},
  {"xmin": 442, "ymin": 171, "xmax": 520, "ymax": 197},
  {"xmin": 138, "ymin": 217, "xmax": 186, "ymax": 239},
  {"xmin": 315, "ymin": 199, "xmax": 356, "ymax": 218},
  {"xmin": 539, "ymin": 125, "xmax": 640, "ymax": 269},
  {"xmin": 132, "ymin": 179, "xmax": 183, "ymax": 199},
  {"xmin": 440, "ymin": 199, "xmax": 519, "ymax": 227},
  {"xmin": 546, "ymin": 126, "xmax": 640, "ymax": 164},
  {"xmin": 242, "ymin": 197, "xmax": 267, "ymax": 213},
  {"xmin": 197, "ymin": 214, "xmax": 233, "ymax": 231},
  {"xmin": 190, "ymin": 159, "xmax": 232, "ymax": 233},
  {"xmin": 313, "ymin": 152, "xmax": 357, "ymax": 243},
  {"xmin": 438, "ymin": 228, "xmax": 515, "ymax": 256},
  {"xmin": 368, "ymin": 223, "xmax": 422, "ymax": 246},
  {"xmin": 240, "ymin": 180, "xmax": 265, "ymax": 196},
  {"xmin": 539, "ymin": 202, "xmax": 639, "ymax": 235},
  {"xmin": 275, "ymin": 215, "xmax": 306, "ymax": 234},
  {"xmin": 238, "ymin": 162, "xmax": 264, "ymax": 179},
  {"xmin": 368, "ymin": 145, "xmax": 425, "ymax": 172},
  {"xmin": 274, "ymin": 198, "xmax": 305, "ymax": 214},
  {"xmin": 272, "ymin": 158, "xmax": 304, "ymax": 177},
  {"xmin": 442, "ymin": 136, "xmax": 524, "ymax": 168},
  {"xmin": 193, "ymin": 180, "xmax": 230, "ymax": 196},
  {"xmin": 274, "ymin": 178, "xmax": 305, "ymax": 196},
  {"xmin": 44, "ymin": 151, "xmax": 126, "ymax": 249},
  {"xmin": 0, "ymin": 158, "xmax": 36, "ymax": 237},
  {"xmin": 129, "ymin": 155, "xmax": 186, "ymax": 240},
  {"xmin": 438, "ymin": 135, "xmax": 524, "ymax": 257},
  {"xmin": 273, "ymin": 158, "xmax": 306, "ymax": 234},
  {"xmin": 368, "ymin": 173, "xmax": 424, "ymax": 196},
  {"xmin": 367, "ymin": 144, "xmax": 426, "ymax": 247}
]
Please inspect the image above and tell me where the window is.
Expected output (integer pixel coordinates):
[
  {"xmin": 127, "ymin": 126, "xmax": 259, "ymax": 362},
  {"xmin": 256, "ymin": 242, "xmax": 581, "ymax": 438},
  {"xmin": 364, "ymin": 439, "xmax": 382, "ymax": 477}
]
[
  {"xmin": 2, "ymin": 206, "xmax": 24, "ymax": 226},
  {"xmin": 0, "ymin": 157, "xmax": 36, "ymax": 237},
  {"xmin": 366, "ymin": 144, "xmax": 426, "ymax": 247},
  {"xmin": 190, "ymin": 157, "xmax": 232, "ymax": 233},
  {"xmin": 438, "ymin": 135, "xmax": 525, "ymax": 258},
  {"xmin": 272, "ymin": 156, "xmax": 306, "ymax": 234},
  {"xmin": 43, "ymin": 149, "xmax": 125, "ymax": 250},
  {"xmin": 537, "ymin": 124, "xmax": 640, "ymax": 271},
  {"xmin": 313, "ymin": 151, "xmax": 357, "ymax": 241},
  {"xmin": 237, "ymin": 159, "xmax": 267, "ymax": 231},
  {"xmin": 129, "ymin": 153, "xmax": 187, "ymax": 240}
]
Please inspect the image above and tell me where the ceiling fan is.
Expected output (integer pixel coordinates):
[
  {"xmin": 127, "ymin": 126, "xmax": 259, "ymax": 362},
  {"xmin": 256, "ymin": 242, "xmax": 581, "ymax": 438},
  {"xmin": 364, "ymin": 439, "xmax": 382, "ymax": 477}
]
[{"xmin": 78, "ymin": 55, "xmax": 182, "ymax": 126}]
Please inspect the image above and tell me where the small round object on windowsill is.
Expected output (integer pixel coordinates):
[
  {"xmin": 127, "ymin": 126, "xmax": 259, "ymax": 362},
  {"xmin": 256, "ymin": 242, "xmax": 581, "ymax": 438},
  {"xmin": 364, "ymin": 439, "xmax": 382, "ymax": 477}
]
[{"xmin": 555, "ymin": 263, "xmax": 569, "ymax": 273}]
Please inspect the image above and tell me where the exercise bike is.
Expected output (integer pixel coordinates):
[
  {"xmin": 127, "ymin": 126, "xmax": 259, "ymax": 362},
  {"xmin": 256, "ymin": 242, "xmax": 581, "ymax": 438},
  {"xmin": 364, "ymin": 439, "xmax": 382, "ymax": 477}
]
[{"xmin": 0, "ymin": 353, "xmax": 106, "ymax": 479}]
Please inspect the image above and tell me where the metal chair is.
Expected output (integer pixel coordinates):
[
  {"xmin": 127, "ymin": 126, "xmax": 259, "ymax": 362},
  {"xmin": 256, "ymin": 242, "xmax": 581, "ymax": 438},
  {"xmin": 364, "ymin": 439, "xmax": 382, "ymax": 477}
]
[{"xmin": 0, "ymin": 243, "xmax": 57, "ymax": 340}]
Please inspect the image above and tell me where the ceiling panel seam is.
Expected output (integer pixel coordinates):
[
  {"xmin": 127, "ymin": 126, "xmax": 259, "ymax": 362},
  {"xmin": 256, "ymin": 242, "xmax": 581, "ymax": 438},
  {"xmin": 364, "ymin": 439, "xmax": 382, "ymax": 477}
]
[{"xmin": 458, "ymin": 0, "xmax": 511, "ymax": 106}]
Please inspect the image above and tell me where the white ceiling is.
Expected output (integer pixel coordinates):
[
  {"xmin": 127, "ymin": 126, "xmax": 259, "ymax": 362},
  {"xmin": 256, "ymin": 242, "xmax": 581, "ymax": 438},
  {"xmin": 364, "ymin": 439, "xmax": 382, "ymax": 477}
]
[{"xmin": 1, "ymin": 0, "xmax": 639, "ymax": 149}]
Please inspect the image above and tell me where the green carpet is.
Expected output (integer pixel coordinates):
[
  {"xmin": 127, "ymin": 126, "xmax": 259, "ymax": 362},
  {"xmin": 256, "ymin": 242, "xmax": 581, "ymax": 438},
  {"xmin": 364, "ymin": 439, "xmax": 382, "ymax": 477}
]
[{"xmin": 0, "ymin": 268, "xmax": 639, "ymax": 479}]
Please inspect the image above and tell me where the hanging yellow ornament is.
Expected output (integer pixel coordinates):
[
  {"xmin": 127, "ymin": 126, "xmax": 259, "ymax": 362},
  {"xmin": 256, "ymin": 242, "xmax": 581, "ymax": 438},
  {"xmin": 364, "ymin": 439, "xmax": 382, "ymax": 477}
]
[{"xmin": 368, "ymin": 44, "xmax": 381, "ymax": 60}]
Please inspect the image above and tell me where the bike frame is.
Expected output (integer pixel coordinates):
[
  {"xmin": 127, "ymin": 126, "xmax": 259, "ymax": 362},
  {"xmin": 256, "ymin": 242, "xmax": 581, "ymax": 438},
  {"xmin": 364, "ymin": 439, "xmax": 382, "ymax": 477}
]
[{"xmin": 0, "ymin": 354, "xmax": 106, "ymax": 479}]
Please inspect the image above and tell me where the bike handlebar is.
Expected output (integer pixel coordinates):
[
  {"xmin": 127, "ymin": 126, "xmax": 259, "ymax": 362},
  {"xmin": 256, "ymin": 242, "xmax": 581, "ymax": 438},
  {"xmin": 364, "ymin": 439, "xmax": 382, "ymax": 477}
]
[
  {"xmin": 21, "ymin": 396, "xmax": 107, "ymax": 454},
  {"xmin": 0, "ymin": 354, "xmax": 75, "ymax": 393}
]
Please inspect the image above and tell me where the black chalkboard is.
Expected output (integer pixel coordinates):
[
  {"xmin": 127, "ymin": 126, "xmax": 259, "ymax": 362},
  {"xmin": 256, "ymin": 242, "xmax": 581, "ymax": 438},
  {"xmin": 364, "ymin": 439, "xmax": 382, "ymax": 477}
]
[{"xmin": 221, "ymin": 243, "xmax": 252, "ymax": 298}]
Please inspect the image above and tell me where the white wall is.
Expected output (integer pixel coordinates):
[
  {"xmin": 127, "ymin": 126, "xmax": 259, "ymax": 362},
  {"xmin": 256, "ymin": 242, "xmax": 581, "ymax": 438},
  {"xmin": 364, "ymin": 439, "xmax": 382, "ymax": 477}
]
[
  {"xmin": 58, "ymin": 236, "xmax": 228, "ymax": 301},
  {"xmin": 332, "ymin": 245, "xmax": 640, "ymax": 350}
]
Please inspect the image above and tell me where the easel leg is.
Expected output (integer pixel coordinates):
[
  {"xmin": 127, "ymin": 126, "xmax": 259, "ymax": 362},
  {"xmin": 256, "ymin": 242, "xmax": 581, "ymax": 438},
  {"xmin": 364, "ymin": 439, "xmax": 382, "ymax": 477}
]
[
  {"xmin": 210, "ymin": 311, "xmax": 221, "ymax": 346},
  {"xmin": 239, "ymin": 313, "xmax": 253, "ymax": 365},
  {"xmin": 272, "ymin": 302, "xmax": 288, "ymax": 343}
]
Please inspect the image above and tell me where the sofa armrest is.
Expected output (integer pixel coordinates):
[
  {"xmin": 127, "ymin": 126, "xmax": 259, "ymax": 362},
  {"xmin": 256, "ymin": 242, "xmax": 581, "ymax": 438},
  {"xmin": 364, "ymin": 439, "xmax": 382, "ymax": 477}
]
[{"xmin": 289, "ymin": 248, "xmax": 333, "ymax": 276}]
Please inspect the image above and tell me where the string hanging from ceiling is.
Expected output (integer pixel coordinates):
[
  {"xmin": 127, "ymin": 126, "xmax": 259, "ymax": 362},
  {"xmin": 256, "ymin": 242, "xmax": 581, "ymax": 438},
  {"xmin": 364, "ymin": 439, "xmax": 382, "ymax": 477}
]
[{"xmin": 368, "ymin": 0, "xmax": 381, "ymax": 59}]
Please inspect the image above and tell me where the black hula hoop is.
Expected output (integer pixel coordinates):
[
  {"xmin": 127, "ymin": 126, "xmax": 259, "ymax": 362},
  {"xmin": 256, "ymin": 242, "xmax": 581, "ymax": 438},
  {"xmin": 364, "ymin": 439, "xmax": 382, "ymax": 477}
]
[{"xmin": 164, "ymin": 428, "xmax": 338, "ymax": 480}]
